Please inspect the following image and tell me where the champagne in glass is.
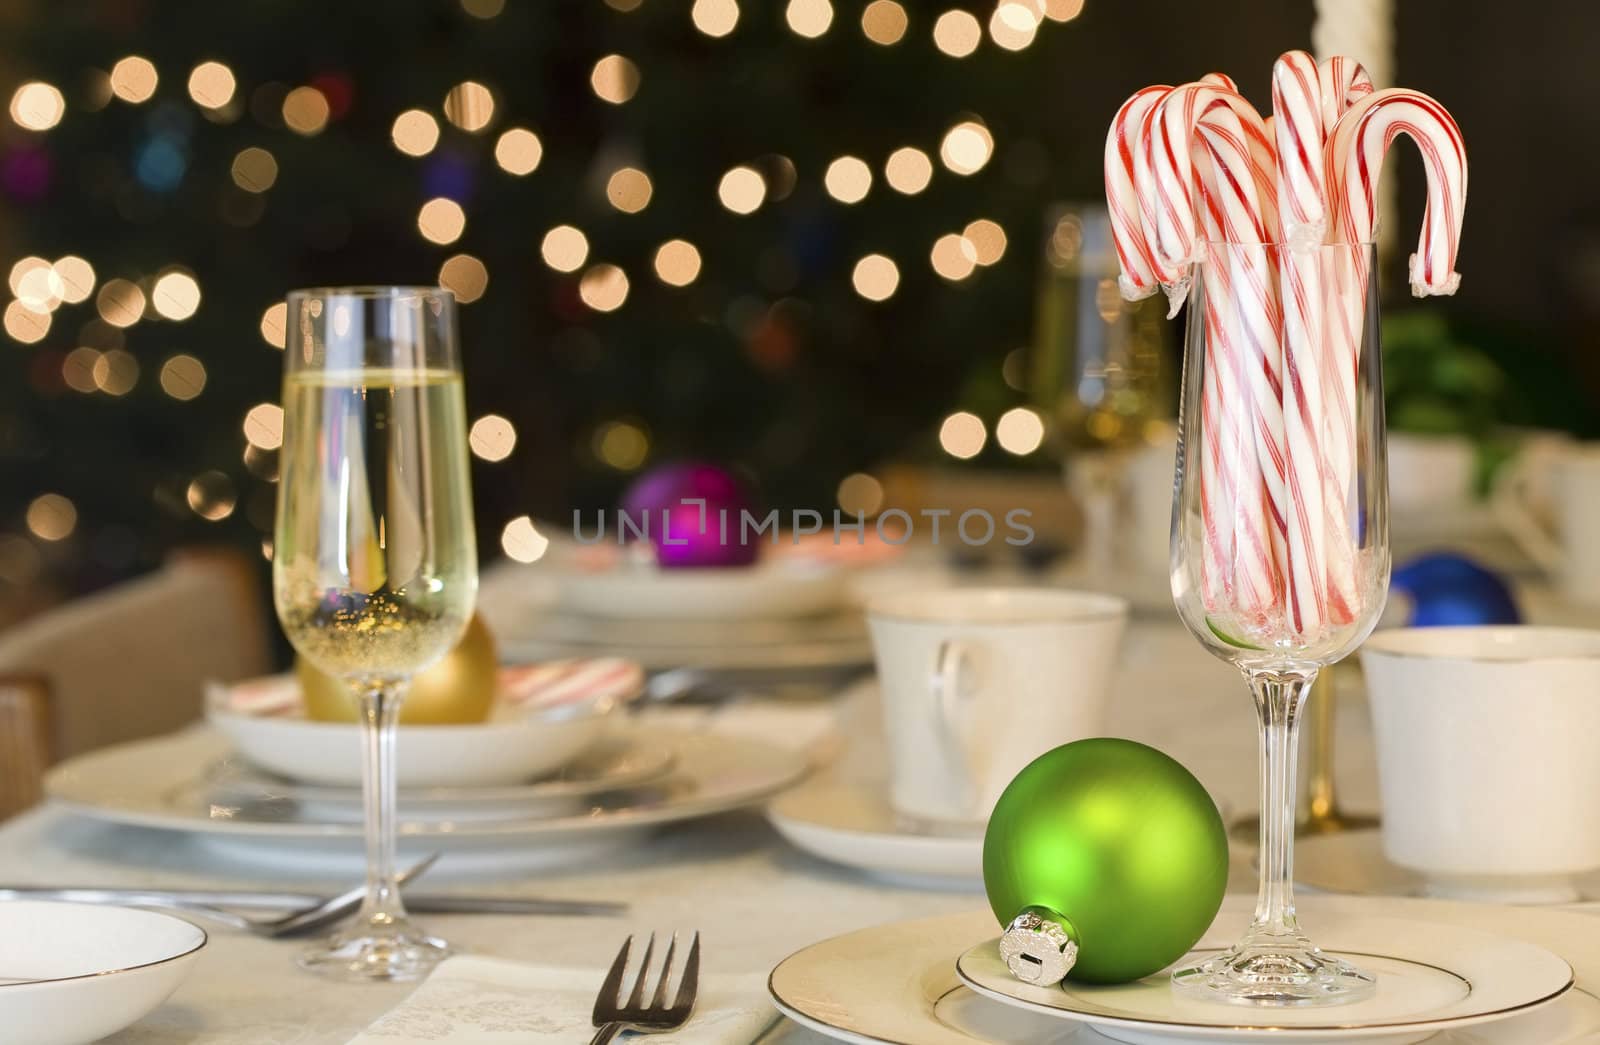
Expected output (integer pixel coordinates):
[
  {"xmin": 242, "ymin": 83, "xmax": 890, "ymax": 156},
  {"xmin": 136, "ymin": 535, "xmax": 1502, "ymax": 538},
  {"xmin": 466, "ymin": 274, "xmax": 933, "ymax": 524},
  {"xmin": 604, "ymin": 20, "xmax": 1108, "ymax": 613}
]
[{"xmin": 273, "ymin": 288, "xmax": 477, "ymax": 982}]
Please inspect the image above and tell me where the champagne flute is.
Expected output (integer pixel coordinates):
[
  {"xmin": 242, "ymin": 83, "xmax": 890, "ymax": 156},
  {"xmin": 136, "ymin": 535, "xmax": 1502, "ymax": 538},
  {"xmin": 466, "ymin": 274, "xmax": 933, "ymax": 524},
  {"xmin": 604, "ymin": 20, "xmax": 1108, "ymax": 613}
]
[
  {"xmin": 273, "ymin": 286, "xmax": 476, "ymax": 981},
  {"xmin": 1169, "ymin": 242, "xmax": 1387, "ymax": 1005}
]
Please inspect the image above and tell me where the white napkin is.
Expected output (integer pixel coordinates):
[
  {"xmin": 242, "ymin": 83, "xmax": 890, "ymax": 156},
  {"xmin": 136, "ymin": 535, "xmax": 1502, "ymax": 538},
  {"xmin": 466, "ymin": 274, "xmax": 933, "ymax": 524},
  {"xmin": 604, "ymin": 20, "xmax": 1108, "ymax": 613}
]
[{"xmin": 348, "ymin": 956, "xmax": 777, "ymax": 1043}]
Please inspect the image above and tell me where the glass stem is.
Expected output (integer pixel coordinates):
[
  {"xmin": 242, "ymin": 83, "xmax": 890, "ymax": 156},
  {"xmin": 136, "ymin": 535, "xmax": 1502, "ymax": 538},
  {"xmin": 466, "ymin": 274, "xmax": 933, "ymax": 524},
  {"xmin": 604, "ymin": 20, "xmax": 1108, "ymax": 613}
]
[
  {"xmin": 1248, "ymin": 668, "xmax": 1314, "ymax": 942},
  {"xmin": 354, "ymin": 678, "xmax": 408, "ymax": 931}
]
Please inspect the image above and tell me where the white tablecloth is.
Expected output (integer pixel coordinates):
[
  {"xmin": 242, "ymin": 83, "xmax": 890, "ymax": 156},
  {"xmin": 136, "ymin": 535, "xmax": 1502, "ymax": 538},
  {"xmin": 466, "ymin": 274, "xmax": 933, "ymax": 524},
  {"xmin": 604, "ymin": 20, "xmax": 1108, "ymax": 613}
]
[{"xmin": 0, "ymin": 583, "xmax": 1407, "ymax": 1043}]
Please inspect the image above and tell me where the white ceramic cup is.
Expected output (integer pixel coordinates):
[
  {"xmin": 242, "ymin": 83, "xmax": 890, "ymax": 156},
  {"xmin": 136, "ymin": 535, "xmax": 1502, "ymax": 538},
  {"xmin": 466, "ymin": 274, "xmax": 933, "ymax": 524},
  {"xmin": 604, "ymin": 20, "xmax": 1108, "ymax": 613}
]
[
  {"xmin": 865, "ymin": 588, "xmax": 1128, "ymax": 823},
  {"xmin": 1361, "ymin": 626, "xmax": 1600, "ymax": 902},
  {"xmin": 1493, "ymin": 439, "xmax": 1600, "ymax": 604}
]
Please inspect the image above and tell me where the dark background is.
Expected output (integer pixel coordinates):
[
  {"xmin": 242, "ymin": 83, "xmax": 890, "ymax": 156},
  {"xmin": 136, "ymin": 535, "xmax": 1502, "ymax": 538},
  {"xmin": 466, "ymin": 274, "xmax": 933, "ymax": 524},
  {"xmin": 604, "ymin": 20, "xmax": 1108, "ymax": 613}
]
[{"xmin": 0, "ymin": 0, "xmax": 1592, "ymax": 604}]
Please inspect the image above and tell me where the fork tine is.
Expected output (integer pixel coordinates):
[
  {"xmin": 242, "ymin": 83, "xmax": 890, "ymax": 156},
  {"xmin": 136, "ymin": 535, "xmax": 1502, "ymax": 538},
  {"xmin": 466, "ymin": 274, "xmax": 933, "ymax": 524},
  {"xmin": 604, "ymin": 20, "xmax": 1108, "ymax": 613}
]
[
  {"xmin": 672, "ymin": 932, "xmax": 701, "ymax": 1014},
  {"xmin": 649, "ymin": 933, "xmax": 678, "ymax": 1009},
  {"xmin": 593, "ymin": 935, "xmax": 632, "ymax": 1021},
  {"xmin": 624, "ymin": 932, "xmax": 656, "ymax": 1010}
]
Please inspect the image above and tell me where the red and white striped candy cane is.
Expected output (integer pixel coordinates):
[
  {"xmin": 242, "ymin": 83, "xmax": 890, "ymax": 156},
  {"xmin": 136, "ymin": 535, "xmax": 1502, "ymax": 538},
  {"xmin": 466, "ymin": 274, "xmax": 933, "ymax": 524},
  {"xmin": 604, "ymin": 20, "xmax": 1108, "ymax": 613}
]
[
  {"xmin": 1317, "ymin": 57, "xmax": 1374, "ymax": 138},
  {"xmin": 1104, "ymin": 86, "xmax": 1171, "ymax": 303}
]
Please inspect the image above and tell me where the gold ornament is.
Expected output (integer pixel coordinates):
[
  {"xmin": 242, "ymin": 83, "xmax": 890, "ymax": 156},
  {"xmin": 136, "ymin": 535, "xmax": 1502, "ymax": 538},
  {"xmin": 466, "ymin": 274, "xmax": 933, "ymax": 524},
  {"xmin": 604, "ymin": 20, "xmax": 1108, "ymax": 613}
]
[{"xmin": 298, "ymin": 612, "xmax": 498, "ymax": 725}]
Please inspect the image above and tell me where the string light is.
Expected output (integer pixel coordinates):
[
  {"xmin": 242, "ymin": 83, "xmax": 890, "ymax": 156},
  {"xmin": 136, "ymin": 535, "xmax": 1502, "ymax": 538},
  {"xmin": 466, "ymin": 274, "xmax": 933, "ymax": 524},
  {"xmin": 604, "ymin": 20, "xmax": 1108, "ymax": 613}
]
[
  {"xmin": 160, "ymin": 354, "xmax": 207, "ymax": 400},
  {"xmin": 391, "ymin": 110, "xmax": 440, "ymax": 157},
  {"xmin": 444, "ymin": 81, "xmax": 495, "ymax": 131},
  {"xmin": 494, "ymin": 128, "xmax": 542, "ymax": 174},
  {"xmin": 231, "ymin": 147, "xmax": 279, "ymax": 192},
  {"xmin": 501, "ymin": 516, "xmax": 550, "ymax": 563},
  {"xmin": 579, "ymin": 264, "xmax": 629, "ymax": 312},
  {"xmin": 243, "ymin": 403, "xmax": 284, "ymax": 450},
  {"xmin": 52, "ymin": 256, "xmax": 95, "ymax": 304},
  {"xmin": 933, "ymin": 10, "xmax": 982, "ymax": 57},
  {"xmin": 468, "ymin": 414, "xmax": 517, "ymax": 461},
  {"xmin": 1044, "ymin": 0, "xmax": 1085, "ymax": 21},
  {"xmin": 786, "ymin": 0, "xmax": 834, "ymax": 37},
  {"xmin": 692, "ymin": 0, "xmax": 740, "ymax": 37},
  {"xmin": 540, "ymin": 225, "xmax": 589, "ymax": 272},
  {"xmin": 851, "ymin": 254, "xmax": 899, "ymax": 301},
  {"xmin": 26, "ymin": 494, "xmax": 76, "ymax": 541},
  {"xmin": 9, "ymin": 82, "xmax": 64, "ymax": 130},
  {"xmin": 590, "ymin": 56, "xmax": 640, "ymax": 105},
  {"xmin": 281, "ymin": 86, "xmax": 330, "ymax": 135},
  {"xmin": 824, "ymin": 156, "xmax": 872, "ymax": 204},
  {"xmin": 151, "ymin": 271, "xmax": 201, "ymax": 320},
  {"xmin": 718, "ymin": 166, "xmax": 766, "ymax": 214},
  {"xmin": 939, "ymin": 411, "xmax": 986, "ymax": 459},
  {"xmin": 931, "ymin": 233, "xmax": 978, "ymax": 281},
  {"xmin": 861, "ymin": 0, "xmax": 908, "ymax": 44},
  {"xmin": 13, "ymin": 259, "xmax": 63, "ymax": 313},
  {"xmin": 940, "ymin": 120, "xmax": 994, "ymax": 175},
  {"xmin": 836, "ymin": 472, "xmax": 885, "ymax": 515},
  {"xmin": 109, "ymin": 57, "xmax": 158, "ymax": 104},
  {"xmin": 594, "ymin": 421, "xmax": 649, "ymax": 470},
  {"xmin": 963, "ymin": 219, "xmax": 1008, "ymax": 265},
  {"xmin": 417, "ymin": 197, "xmax": 466, "ymax": 244},
  {"xmin": 439, "ymin": 253, "xmax": 489, "ymax": 303},
  {"xmin": 187, "ymin": 471, "xmax": 236, "ymax": 522},
  {"xmin": 606, "ymin": 167, "xmax": 653, "ymax": 213},
  {"xmin": 988, "ymin": 4, "xmax": 1038, "ymax": 50},
  {"xmin": 93, "ymin": 349, "xmax": 138, "ymax": 395},
  {"xmin": 187, "ymin": 62, "xmax": 236, "ymax": 109},
  {"xmin": 4, "ymin": 301, "xmax": 49, "ymax": 343},
  {"xmin": 62, "ymin": 347, "xmax": 100, "ymax": 393},
  {"xmin": 259, "ymin": 302, "xmax": 286, "ymax": 348},
  {"xmin": 996, "ymin": 406, "xmax": 1045, "ymax": 455},
  {"xmin": 96, "ymin": 279, "xmax": 145, "ymax": 327},
  {"xmin": 996, "ymin": 0, "xmax": 1043, "ymax": 31},
  {"xmin": 653, "ymin": 240, "xmax": 702, "ymax": 287}
]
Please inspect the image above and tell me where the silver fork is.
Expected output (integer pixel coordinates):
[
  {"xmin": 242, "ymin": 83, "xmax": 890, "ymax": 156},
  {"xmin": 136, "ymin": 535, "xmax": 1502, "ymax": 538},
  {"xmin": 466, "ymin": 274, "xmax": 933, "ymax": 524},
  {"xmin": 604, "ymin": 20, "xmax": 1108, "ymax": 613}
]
[{"xmin": 589, "ymin": 931, "xmax": 700, "ymax": 1044}]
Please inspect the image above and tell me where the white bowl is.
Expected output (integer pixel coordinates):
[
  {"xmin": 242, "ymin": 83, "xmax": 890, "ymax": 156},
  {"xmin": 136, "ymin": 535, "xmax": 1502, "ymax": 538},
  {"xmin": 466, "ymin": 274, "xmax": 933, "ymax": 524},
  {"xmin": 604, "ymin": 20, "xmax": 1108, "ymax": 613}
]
[
  {"xmin": 206, "ymin": 661, "xmax": 642, "ymax": 787},
  {"xmin": 0, "ymin": 902, "xmax": 205, "ymax": 1045}
]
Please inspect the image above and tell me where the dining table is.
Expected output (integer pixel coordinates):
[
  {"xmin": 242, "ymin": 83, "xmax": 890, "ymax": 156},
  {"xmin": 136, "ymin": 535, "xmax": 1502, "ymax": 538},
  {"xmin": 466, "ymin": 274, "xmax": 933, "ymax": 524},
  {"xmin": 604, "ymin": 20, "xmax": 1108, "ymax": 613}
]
[{"xmin": 0, "ymin": 560, "xmax": 1578, "ymax": 1044}]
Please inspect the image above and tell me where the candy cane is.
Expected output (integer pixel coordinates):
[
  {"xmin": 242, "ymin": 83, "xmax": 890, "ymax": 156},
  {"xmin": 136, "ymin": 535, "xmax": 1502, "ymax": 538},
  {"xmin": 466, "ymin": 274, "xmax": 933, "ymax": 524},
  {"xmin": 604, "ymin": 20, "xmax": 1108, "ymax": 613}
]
[
  {"xmin": 1105, "ymin": 86, "xmax": 1171, "ymax": 302},
  {"xmin": 1317, "ymin": 57, "xmax": 1374, "ymax": 139}
]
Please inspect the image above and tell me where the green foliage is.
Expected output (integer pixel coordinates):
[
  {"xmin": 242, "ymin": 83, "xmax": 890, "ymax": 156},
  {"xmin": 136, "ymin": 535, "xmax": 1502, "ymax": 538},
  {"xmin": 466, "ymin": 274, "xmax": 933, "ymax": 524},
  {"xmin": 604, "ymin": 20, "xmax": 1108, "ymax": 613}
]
[{"xmin": 1381, "ymin": 309, "xmax": 1507, "ymax": 439}]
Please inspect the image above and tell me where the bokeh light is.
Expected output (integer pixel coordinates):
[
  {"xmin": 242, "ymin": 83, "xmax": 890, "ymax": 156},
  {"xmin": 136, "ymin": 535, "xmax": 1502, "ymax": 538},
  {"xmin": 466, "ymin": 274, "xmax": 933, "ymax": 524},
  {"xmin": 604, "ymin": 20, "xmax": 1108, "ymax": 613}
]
[
  {"xmin": 939, "ymin": 411, "xmax": 987, "ymax": 459},
  {"xmin": 259, "ymin": 302, "xmax": 287, "ymax": 348},
  {"xmin": 63, "ymin": 348, "xmax": 100, "ymax": 393},
  {"xmin": 391, "ymin": 109, "xmax": 440, "ymax": 157},
  {"xmin": 187, "ymin": 471, "xmax": 236, "ymax": 522},
  {"xmin": 160, "ymin": 354, "xmax": 207, "ymax": 400},
  {"xmin": 996, "ymin": 406, "xmax": 1045, "ymax": 455},
  {"xmin": 444, "ymin": 81, "xmax": 495, "ymax": 131},
  {"xmin": 931, "ymin": 233, "xmax": 978, "ymax": 281},
  {"xmin": 494, "ymin": 128, "xmax": 542, "ymax": 174},
  {"xmin": 52, "ymin": 256, "xmax": 95, "ymax": 304},
  {"xmin": 281, "ymin": 86, "xmax": 330, "ymax": 135},
  {"xmin": 837, "ymin": 472, "xmax": 885, "ymax": 515},
  {"xmin": 92, "ymin": 348, "xmax": 138, "ymax": 395},
  {"xmin": 541, "ymin": 225, "xmax": 589, "ymax": 273},
  {"xmin": 692, "ymin": 0, "xmax": 740, "ymax": 37},
  {"xmin": 654, "ymin": 240, "xmax": 703, "ymax": 287},
  {"xmin": 14, "ymin": 259, "xmax": 63, "ymax": 313},
  {"xmin": 187, "ymin": 62, "xmax": 236, "ymax": 109},
  {"xmin": 109, "ymin": 56, "xmax": 158, "ymax": 104},
  {"xmin": 10, "ymin": 82, "xmax": 65, "ymax": 130},
  {"xmin": 151, "ymin": 271, "xmax": 201, "ymax": 320},
  {"xmin": 579, "ymin": 264, "xmax": 629, "ymax": 312},
  {"xmin": 718, "ymin": 166, "xmax": 766, "ymax": 214},
  {"xmin": 885, "ymin": 147, "xmax": 933, "ymax": 195},
  {"xmin": 963, "ymin": 219, "xmax": 1008, "ymax": 265},
  {"xmin": 469, "ymin": 414, "xmax": 517, "ymax": 461},
  {"xmin": 595, "ymin": 421, "xmax": 649, "ymax": 470},
  {"xmin": 96, "ymin": 279, "xmax": 145, "ymax": 327},
  {"xmin": 824, "ymin": 156, "xmax": 872, "ymax": 204},
  {"xmin": 989, "ymin": 4, "xmax": 1038, "ymax": 50},
  {"xmin": 231, "ymin": 147, "xmax": 279, "ymax": 192},
  {"xmin": 26, "ymin": 493, "xmax": 76, "ymax": 541},
  {"xmin": 933, "ymin": 10, "xmax": 982, "ymax": 57},
  {"xmin": 461, "ymin": 0, "xmax": 506, "ymax": 18},
  {"xmin": 439, "ymin": 254, "xmax": 489, "ymax": 303},
  {"xmin": 501, "ymin": 516, "xmax": 550, "ymax": 563},
  {"xmin": 1044, "ymin": 0, "xmax": 1085, "ymax": 21},
  {"xmin": 606, "ymin": 167, "xmax": 653, "ymax": 213},
  {"xmin": 940, "ymin": 120, "xmax": 994, "ymax": 175},
  {"xmin": 786, "ymin": 0, "xmax": 834, "ymax": 37},
  {"xmin": 851, "ymin": 254, "xmax": 899, "ymax": 302},
  {"xmin": 243, "ymin": 403, "xmax": 284, "ymax": 449},
  {"xmin": 417, "ymin": 197, "xmax": 466, "ymax": 244},
  {"xmin": 861, "ymin": 0, "xmax": 908, "ymax": 44},
  {"xmin": 590, "ymin": 56, "xmax": 640, "ymax": 105},
  {"xmin": 4, "ymin": 301, "xmax": 49, "ymax": 343}
]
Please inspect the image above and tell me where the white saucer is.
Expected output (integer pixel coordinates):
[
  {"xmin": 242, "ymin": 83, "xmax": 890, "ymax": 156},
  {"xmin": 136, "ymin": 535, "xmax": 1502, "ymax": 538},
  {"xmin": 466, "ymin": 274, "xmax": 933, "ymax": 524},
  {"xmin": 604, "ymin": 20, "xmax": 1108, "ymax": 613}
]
[
  {"xmin": 767, "ymin": 775, "xmax": 983, "ymax": 889},
  {"xmin": 1296, "ymin": 828, "xmax": 1600, "ymax": 905},
  {"xmin": 557, "ymin": 556, "xmax": 848, "ymax": 620},
  {"xmin": 770, "ymin": 897, "xmax": 1600, "ymax": 1045},
  {"xmin": 0, "ymin": 902, "xmax": 206, "ymax": 1045}
]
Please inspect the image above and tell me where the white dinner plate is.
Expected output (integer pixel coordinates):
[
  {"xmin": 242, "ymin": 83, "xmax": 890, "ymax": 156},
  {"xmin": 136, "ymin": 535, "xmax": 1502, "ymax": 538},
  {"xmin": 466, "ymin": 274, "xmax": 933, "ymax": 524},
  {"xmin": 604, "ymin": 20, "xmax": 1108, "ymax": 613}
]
[
  {"xmin": 556, "ymin": 556, "xmax": 849, "ymax": 620},
  {"xmin": 1296, "ymin": 828, "xmax": 1600, "ymax": 905},
  {"xmin": 46, "ymin": 726, "xmax": 808, "ymax": 861},
  {"xmin": 770, "ymin": 896, "xmax": 1600, "ymax": 1045},
  {"xmin": 205, "ymin": 660, "xmax": 642, "ymax": 788},
  {"xmin": 0, "ymin": 902, "xmax": 206, "ymax": 1045},
  {"xmin": 767, "ymin": 775, "xmax": 983, "ymax": 889}
]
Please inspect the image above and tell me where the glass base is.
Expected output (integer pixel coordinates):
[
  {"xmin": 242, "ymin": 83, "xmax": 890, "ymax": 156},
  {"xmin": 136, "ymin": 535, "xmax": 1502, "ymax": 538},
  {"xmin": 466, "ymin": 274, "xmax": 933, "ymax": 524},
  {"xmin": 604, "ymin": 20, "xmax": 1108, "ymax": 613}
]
[
  {"xmin": 297, "ymin": 918, "xmax": 451, "ymax": 983},
  {"xmin": 1172, "ymin": 941, "xmax": 1376, "ymax": 1007}
]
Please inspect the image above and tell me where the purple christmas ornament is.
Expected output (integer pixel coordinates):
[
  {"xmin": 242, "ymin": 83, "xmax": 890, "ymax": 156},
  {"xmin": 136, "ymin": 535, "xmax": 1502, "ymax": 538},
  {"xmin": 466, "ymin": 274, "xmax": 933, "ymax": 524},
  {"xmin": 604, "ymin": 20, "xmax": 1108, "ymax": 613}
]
[{"xmin": 620, "ymin": 461, "xmax": 759, "ymax": 569}]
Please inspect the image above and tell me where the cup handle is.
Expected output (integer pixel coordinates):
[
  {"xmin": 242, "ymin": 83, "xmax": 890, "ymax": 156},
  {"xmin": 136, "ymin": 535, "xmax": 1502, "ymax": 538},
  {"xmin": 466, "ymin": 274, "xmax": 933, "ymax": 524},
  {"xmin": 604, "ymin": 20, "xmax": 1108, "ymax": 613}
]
[
  {"xmin": 1490, "ymin": 451, "xmax": 1563, "ymax": 573},
  {"xmin": 931, "ymin": 638, "xmax": 980, "ymax": 815}
]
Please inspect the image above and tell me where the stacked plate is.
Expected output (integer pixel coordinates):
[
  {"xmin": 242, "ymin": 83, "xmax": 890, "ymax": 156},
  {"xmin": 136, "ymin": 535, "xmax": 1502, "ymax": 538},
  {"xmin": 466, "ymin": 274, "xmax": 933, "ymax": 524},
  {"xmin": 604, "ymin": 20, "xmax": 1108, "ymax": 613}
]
[{"xmin": 45, "ymin": 664, "xmax": 808, "ymax": 876}]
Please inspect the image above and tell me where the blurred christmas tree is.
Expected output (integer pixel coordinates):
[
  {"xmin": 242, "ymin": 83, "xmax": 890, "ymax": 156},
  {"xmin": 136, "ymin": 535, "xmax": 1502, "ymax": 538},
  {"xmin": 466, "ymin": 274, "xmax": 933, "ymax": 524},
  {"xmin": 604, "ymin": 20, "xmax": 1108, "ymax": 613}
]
[{"xmin": 0, "ymin": 0, "xmax": 1263, "ymax": 598}]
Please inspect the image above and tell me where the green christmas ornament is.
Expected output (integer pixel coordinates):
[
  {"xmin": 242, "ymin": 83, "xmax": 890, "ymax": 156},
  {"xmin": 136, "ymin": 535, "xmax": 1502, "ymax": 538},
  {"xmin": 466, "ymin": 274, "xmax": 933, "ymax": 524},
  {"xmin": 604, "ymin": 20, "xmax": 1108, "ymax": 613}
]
[{"xmin": 983, "ymin": 737, "xmax": 1228, "ymax": 986}]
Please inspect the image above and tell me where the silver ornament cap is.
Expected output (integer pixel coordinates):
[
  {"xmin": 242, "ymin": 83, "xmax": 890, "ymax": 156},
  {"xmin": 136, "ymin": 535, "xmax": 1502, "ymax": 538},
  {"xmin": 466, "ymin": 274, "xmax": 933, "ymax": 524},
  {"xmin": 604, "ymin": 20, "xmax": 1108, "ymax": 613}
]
[{"xmin": 998, "ymin": 906, "xmax": 1079, "ymax": 987}]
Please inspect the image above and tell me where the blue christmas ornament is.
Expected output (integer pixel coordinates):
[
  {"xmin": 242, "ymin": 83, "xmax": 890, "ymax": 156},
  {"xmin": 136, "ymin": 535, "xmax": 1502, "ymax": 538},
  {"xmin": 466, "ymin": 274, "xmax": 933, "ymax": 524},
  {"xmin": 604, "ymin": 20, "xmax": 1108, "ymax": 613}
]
[{"xmin": 1391, "ymin": 552, "xmax": 1520, "ymax": 626}]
